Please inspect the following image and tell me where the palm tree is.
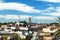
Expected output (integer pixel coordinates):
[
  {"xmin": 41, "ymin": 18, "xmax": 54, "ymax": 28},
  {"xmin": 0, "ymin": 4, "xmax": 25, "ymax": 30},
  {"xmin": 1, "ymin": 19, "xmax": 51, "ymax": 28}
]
[
  {"xmin": 53, "ymin": 29, "xmax": 60, "ymax": 40},
  {"xmin": 56, "ymin": 18, "xmax": 60, "ymax": 26}
]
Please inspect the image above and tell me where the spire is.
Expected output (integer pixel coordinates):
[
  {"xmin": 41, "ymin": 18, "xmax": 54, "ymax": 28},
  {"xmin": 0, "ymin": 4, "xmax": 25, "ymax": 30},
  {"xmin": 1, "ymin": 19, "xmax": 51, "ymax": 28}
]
[{"xmin": 16, "ymin": 14, "xmax": 20, "ymax": 26}]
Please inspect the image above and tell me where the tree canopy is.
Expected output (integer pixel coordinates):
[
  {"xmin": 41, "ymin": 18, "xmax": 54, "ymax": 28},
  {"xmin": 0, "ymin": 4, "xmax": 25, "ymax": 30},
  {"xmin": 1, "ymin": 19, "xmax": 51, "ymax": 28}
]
[{"xmin": 53, "ymin": 29, "xmax": 60, "ymax": 38}]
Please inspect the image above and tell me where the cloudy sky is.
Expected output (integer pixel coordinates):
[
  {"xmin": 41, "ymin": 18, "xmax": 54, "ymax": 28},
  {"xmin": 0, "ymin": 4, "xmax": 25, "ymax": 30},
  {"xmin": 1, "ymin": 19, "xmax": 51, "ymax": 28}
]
[{"xmin": 0, "ymin": 0, "xmax": 60, "ymax": 23}]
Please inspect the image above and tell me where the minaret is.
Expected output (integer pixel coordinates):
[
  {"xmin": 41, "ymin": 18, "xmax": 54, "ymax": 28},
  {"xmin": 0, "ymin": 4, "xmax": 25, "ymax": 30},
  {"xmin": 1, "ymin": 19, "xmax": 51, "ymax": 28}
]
[
  {"xmin": 15, "ymin": 14, "xmax": 20, "ymax": 27},
  {"xmin": 18, "ymin": 14, "xmax": 20, "ymax": 26},
  {"xmin": 15, "ymin": 14, "xmax": 20, "ymax": 31}
]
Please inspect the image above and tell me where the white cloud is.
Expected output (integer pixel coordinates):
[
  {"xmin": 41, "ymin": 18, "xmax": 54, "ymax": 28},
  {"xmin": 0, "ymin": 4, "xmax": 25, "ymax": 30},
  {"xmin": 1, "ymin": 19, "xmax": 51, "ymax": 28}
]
[
  {"xmin": 0, "ymin": 15, "xmax": 56, "ymax": 21},
  {"xmin": 5, "ymin": 15, "xmax": 19, "ymax": 19},
  {"xmin": 0, "ymin": 15, "xmax": 31, "ymax": 19},
  {"xmin": 47, "ymin": 7, "xmax": 60, "ymax": 16},
  {"xmin": 0, "ymin": 15, "xmax": 57, "ymax": 23},
  {"xmin": 6, "ymin": 15, "xmax": 31, "ymax": 19},
  {"xmin": 36, "ymin": 0, "xmax": 60, "ymax": 3},
  {"xmin": 51, "ymin": 12, "xmax": 60, "ymax": 16},
  {"xmin": 0, "ymin": 15, "xmax": 5, "ymax": 18},
  {"xmin": 47, "ymin": 7, "xmax": 55, "ymax": 10},
  {"xmin": 20, "ymin": 15, "xmax": 31, "ymax": 19},
  {"xmin": 0, "ymin": 2, "xmax": 40, "ymax": 13},
  {"xmin": 34, "ymin": 16, "xmax": 56, "ymax": 20},
  {"xmin": 40, "ymin": 6, "xmax": 60, "ymax": 17},
  {"xmin": 41, "ymin": 7, "xmax": 55, "ymax": 13}
]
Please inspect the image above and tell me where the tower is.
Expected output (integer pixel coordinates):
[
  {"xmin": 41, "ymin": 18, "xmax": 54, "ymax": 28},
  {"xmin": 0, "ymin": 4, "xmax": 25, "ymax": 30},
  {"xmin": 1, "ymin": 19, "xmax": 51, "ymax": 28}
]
[
  {"xmin": 28, "ymin": 17, "xmax": 31, "ymax": 35},
  {"xmin": 28, "ymin": 17, "xmax": 31, "ymax": 24}
]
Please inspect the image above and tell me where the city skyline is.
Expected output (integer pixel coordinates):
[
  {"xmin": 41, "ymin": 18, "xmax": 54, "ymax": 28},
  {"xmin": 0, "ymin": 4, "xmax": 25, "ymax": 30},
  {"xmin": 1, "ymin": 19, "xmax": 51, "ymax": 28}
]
[{"xmin": 0, "ymin": 0, "xmax": 60, "ymax": 23}]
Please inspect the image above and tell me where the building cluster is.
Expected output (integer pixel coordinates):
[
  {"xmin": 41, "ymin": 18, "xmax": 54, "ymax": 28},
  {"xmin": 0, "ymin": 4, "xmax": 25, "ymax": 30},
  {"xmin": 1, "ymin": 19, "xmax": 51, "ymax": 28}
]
[{"xmin": 0, "ymin": 17, "xmax": 59, "ymax": 40}]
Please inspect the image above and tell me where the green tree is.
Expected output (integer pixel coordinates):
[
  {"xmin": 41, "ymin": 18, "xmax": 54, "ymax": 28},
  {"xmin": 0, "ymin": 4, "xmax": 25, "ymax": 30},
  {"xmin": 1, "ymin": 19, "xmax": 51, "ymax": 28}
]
[
  {"xmin": 20, "ymin": 21, "xmax": 27, "ymax": 24},
  {"xmin": 50, "ymin": 18, "xmax": 60, "ymax": 27},
  {"xmin": 3, "ymin": 35, "xmax": 8, "ymax": 40},
  {"xmin": 52, "ymin": 18, "xmax": 60, "ymax": 38},
  {"xmin": 53, "ymin": 30, "xmax": 60, "ymax": 38},
  {"xmin": 13, "ymin": 33, "xmax": 18, "ymax": 40},
  {"xmin": 56, "ymin": 18, "xmax": 60, "ymax": 26},
  {"xmin": 35, "ymin": 37, "xmax": 38, "ymax": 40}
]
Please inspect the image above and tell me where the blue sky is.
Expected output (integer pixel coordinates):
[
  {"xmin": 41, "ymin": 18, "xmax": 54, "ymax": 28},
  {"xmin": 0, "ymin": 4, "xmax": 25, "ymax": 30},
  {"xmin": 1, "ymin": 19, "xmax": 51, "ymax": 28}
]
[{"xmin": 0, "ymin": 0, "xmax": 60, "ymax": 23}]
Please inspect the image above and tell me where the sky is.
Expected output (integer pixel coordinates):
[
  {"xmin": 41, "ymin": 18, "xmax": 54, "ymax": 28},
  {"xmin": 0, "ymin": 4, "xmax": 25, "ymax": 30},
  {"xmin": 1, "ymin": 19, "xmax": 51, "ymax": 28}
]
[{"xmin": 0, "ymin": 0, "xmax": 60, "ymax": 23}]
